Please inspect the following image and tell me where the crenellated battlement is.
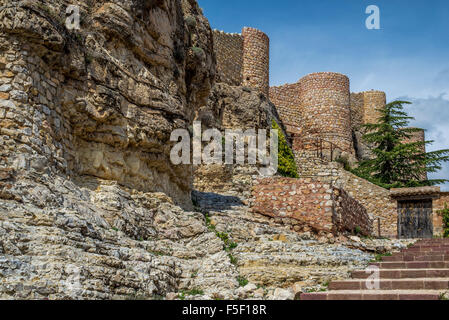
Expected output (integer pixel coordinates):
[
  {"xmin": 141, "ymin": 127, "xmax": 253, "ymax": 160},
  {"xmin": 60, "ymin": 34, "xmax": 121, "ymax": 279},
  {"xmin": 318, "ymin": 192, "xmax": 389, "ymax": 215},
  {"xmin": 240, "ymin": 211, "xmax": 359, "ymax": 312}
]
[{"xmin": 212, "ymin": 27, "xmax": 269, "ymax": 97}]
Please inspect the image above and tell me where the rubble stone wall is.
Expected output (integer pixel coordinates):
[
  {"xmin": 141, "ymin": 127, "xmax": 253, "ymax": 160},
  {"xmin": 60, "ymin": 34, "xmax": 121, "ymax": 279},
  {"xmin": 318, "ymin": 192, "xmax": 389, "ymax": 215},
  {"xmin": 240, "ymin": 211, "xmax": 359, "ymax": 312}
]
[
  {"xmin": 294, "ymin": 152, "xmax": 398, "ymax": 237},
  {"xmin": 251, "ymin": 177, "xmax": 336, "ymax": 233},
  {"xmin": 269, "ymin": 82, "xmax": 302, "ymax": 135},
  {"xmin": 251, "ymin": 176, "xmax": 373, "ymax": 236},
  {"xmin": 298, "ymin": 72, "xmax": 353, "ymax": 154},
  {"xmin": 335, "ymin": 188, "xmax": 373, "ymax": 236},
  {"xmin": 212, "ymin": 30, "xmax": 243, "ymax": 86},
  {"xmin": 350, "ymin": 92, "xmax": 364, "ymax": 130},
  {"xmin": 242, "ymin": 27, "xmax": 270, "ymax": 97},
  {"xmin": 434, "ymin": 192, "xmax": 449, "ymax": 237},
  {"xmin": 361, "ymin": 90, "xmax": 386, "ymax": 125}
]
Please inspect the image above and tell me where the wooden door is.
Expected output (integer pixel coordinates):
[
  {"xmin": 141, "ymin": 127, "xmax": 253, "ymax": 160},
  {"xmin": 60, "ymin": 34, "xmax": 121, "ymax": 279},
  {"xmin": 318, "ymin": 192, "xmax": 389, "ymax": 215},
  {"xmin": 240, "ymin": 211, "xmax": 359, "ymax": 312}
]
[{"xmin": 398, "ymin": 200, "xmax": 433, "ymax": 239}]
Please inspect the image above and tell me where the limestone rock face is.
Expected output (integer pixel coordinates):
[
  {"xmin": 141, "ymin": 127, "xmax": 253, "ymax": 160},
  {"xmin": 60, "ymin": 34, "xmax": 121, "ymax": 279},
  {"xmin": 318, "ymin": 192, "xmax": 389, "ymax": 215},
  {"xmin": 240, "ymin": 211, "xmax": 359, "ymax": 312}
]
[
  {"xmin": 0, "ymin": 0, "xmax": 215, "ymax": 207},
  {"xmin": 194, "ymin": 83, "xmax": 287, "ymax": 194},
  {"xmin": 196, "ymin": 82, "xmax": 281, "ymax": 131},
  {"xmin": 0, "ymin": 0, "xmax": 234, "ymax": 300},
  {"xmin": 0, "ymin": 175, "xmax": 240, "ymax": 299}
]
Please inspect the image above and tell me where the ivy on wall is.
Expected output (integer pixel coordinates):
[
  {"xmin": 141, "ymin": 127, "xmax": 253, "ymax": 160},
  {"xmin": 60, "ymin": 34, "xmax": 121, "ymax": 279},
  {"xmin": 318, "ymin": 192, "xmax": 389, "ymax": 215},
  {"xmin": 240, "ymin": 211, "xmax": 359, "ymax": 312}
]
[{"xmin": 272, "ymin": 120, "xmax": 298, "ymax": 179}]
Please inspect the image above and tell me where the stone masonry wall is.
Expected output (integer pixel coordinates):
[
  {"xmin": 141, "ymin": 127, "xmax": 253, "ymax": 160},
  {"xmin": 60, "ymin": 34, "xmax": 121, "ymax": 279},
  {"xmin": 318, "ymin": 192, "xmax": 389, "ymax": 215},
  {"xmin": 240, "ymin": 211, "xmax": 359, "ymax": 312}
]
[
  {"xmin": 361, "ymin": 90, "xmax": 386, "ymax": 125},
  {"xmin": 402, "ymin": 128, "xmax": 427, "ymax": 180},
  {"xmin": 339, "ymin": 171, "xmax": 397, "ymax": 238},
  {"xmin": 434, "ymin": 192, "xmax": 449, "ymax": 237},
  {"xmin": 212, "ymin": 30, "xmax": 243, "ymax": 86},
  {"xmin": 269, "ymin": 82, "xmax": 302, "ymax": 135},
  {"xmin": 350, "ymin": 92, "xmax": 364, "ymax": 130},
  {"xmin": 251, "ymin": 177, "xmax": 373, "ymax": 236},
  {"xmin": 294, "ymin": 152, "xmax": 397, "ymax": 237},
  {"xmin": 403, "ymin": 128, "xmax": 426, "ymax": 153},
  {"xmin": 251, "ymin": 177, "xmax": 336, "ymax": 233},
  {"xmin": 242, "ymin": 27, "xmax": 270, "ymax": 98},
  {"xmin": 335, "ymin": 188, "xmax": 373, "ymax": 236},
  {"xmin": 298, "ymin": 72, "xmax": 353, "ymax": 154}
]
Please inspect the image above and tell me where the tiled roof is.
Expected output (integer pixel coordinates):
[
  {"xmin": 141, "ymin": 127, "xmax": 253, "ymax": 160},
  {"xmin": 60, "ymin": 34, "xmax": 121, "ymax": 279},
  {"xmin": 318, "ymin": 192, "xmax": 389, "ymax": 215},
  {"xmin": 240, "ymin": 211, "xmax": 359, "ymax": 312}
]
[{"xmin": 390, "ymin": 186, "xmax": 441, "ymax": 198}]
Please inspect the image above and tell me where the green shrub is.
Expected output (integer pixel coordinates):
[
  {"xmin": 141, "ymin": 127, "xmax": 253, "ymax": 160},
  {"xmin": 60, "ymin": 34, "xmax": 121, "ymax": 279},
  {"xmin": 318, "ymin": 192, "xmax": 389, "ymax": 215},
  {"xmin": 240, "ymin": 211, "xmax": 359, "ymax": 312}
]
[
  {"xmin": 438, "ymin": 204, "xmax": 449, "ymax": 238},
  {"xmin": 228, "ymin": 254, "xmax": 237, "ymax": 265},
  {"xmin": 185, "ymin": 15, "xmax": 196, "ymax": 28},
  {"xmin": 191, "ymin": 46, "xmax": 204, "ymax": 58},
  {"xmin": 237, "ymin": 276, "xmax": 249, "ymax": 287},
  {"xmin": 336, "ymin": 156, "xmax": 351, "ymax": 171},
  {"xmin": 272, "ymin": 120, "xmax": 298, "ymax": 178}
]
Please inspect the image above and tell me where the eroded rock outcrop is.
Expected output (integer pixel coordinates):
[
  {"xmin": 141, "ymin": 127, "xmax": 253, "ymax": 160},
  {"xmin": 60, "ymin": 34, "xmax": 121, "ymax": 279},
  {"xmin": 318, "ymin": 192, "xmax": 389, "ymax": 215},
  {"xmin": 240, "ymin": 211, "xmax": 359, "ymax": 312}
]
[
  {"xmin": 0, "ymin": 0, "xmax": 215, "ymax": 207},
  {"xmin": 194, "ymin": 82, "xmax": 287, "ymax": 194},
  {"xmin": 0, "ymin": 0, "xmax": 237, "ymax": 300}
]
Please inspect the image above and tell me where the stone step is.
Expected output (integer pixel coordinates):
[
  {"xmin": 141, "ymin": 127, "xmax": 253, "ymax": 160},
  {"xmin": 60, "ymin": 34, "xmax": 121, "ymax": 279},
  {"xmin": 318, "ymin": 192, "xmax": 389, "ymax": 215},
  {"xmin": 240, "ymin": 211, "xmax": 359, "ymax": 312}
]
[
  {"xmin": 300, "ymin": 290, "xmax": 443, "ymax": 300},
  {"xmin": 370, "ymin": 261, "xmax": 449, "ymax": 269},
  {"xmin": 393, "ymin": 250, "xmax": 449, "ymax": 255},
  {"xmin": 382, "ymin": 255, "xmax": 449, "ymax": 262},
  {"xmin": 406, "ymin": 246, "xmax": 449, "ymax": 251},
  {"xmin": 351, "ymin": 268, "xmax": 449, "ymax": 279},
  {"xmin": 328, "ymin": 278, "xmax": 449, "ymax": 290},
  {"xmin": 416, "ymin": 239, "xmax": 449, "ymax": 243}
]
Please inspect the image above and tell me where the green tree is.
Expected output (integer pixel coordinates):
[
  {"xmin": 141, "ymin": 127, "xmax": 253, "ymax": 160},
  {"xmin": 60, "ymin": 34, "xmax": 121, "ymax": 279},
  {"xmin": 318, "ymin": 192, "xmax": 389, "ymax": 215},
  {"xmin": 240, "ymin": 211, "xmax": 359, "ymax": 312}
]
[
  {"xmin": 353, "ymin": 100, "xmax": 449, "ymax": 188},
  {"xmin": 272, "ymin": 120, "xmax": 298, "ymax": 178}
]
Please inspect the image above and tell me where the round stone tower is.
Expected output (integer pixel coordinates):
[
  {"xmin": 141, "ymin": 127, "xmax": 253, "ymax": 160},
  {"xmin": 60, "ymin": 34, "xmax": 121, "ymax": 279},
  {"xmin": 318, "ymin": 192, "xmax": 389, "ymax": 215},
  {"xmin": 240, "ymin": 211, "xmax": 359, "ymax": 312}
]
[
  {"xmin": 362, "ymin": 90, "xmax": 386, "ymax": 124},
  {"xmin": 403, "ymin": 128, "xmax": 427, "ymax": 180},
  {"xmin": 298, "ymin": 72, "xmax": 353, "ymax": 153},
  {"xmin": 405, "ymin": 128, "xmax": 426, "ymax": 153},
  {"xmin": 242, "ymin": 27, "xmax": 270, "ymax": 98}
]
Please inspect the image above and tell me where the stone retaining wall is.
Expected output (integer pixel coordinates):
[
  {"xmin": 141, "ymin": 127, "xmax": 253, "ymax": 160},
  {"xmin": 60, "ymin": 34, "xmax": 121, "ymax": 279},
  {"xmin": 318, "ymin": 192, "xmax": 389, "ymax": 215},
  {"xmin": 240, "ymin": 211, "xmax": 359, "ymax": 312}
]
[
  {"xmin": 294, "ymin": 151, "xmax": 397, "ymax": 237},
  {"xmin": 251, "ymin": 177, "xmax": 372, "ymax": 236},
  {"xmin": 434, "ymin": 192, "xmax": 449, "ymax": 237},
  {"xmin": 335, "ymin": 188, "xmax": 373, "ymax": 236},
  {"xmin": 251, "ymin": 177, "xmax": 335, "ymax": 233}
]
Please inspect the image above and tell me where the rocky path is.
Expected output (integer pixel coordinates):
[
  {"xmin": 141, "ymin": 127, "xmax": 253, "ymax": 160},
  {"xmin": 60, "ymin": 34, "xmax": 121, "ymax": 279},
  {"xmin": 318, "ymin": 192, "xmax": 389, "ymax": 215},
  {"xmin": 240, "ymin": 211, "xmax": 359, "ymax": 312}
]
[{"xmin": 301, "ymin": 239, "xmax": 449, "ymax": 300}]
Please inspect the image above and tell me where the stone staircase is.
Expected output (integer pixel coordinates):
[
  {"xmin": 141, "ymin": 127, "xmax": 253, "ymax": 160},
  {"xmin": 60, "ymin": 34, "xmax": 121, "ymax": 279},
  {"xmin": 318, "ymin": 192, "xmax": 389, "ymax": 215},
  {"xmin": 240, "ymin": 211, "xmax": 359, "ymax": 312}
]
[{"xmin": 300, "ymin": 239, "xmax": 449, "ymax": 300}]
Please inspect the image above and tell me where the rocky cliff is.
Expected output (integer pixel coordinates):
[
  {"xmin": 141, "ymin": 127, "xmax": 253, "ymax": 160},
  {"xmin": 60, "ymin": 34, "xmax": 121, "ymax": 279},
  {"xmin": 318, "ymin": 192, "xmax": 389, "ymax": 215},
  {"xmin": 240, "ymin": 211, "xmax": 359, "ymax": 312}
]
[
  {"xmin": 0, "ymin": 0, "xmax": 233, "ymax": 300},
  {"xmin": 0, "ymin": 0, "xmax": 216, "ymax": 207}
]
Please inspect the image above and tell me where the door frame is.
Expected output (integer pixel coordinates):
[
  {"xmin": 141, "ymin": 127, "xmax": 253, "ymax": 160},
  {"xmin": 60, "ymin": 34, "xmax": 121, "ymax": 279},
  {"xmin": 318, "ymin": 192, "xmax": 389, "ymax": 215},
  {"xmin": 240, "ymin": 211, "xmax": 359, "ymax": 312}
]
[{"xmin": 397, "ymin": 198, "xmax": 433, "ymax": 239}]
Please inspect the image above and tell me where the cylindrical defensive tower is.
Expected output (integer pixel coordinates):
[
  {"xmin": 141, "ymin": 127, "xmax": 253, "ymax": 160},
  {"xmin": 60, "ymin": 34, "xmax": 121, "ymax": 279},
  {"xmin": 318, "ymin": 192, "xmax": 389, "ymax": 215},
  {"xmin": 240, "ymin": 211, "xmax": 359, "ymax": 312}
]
[
  {"xmin": 362, "ymin": 90, "xmax": 386, "ymax": 125},
  {"xmin": 350, "ymin": 92, "xmax": 364, "ymax": 130},
  {"xmin": 298, "ymin": 72, "xmax": 353, "ymax": 154},
  {"xmin": 242, "ymin": 27, "xmax": 270, "ymax": 98},
  {"xmin": 403, "ymin": 128, "xmax": 427, "ymax": 180},
  {"xmin": 403, "ymin": 128, "xmax": 426, "ymax": 153}
]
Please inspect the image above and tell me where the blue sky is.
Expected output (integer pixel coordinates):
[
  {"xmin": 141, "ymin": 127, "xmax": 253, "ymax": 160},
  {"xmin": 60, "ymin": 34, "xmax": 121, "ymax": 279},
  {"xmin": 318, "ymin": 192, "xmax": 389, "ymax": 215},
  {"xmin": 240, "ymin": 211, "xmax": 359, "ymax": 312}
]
[{"xmin": 198, "ymin": 0, "xmax": 449, "ymax": 190}]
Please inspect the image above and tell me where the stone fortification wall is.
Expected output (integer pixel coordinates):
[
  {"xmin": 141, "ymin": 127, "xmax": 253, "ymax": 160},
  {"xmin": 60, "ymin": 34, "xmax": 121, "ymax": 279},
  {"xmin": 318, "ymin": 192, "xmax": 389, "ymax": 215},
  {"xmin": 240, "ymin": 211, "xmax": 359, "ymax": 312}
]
[
  {"xmin": 212, "ymin": 30, "xmax": 243, "ymax": 86},
  {"xmin": 361, "ymin": 90, "xmax": 386, "ymax": 125},
  {"xmin": 269, "ymin": 83, "xmax": 302, "ymax": 135}
]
